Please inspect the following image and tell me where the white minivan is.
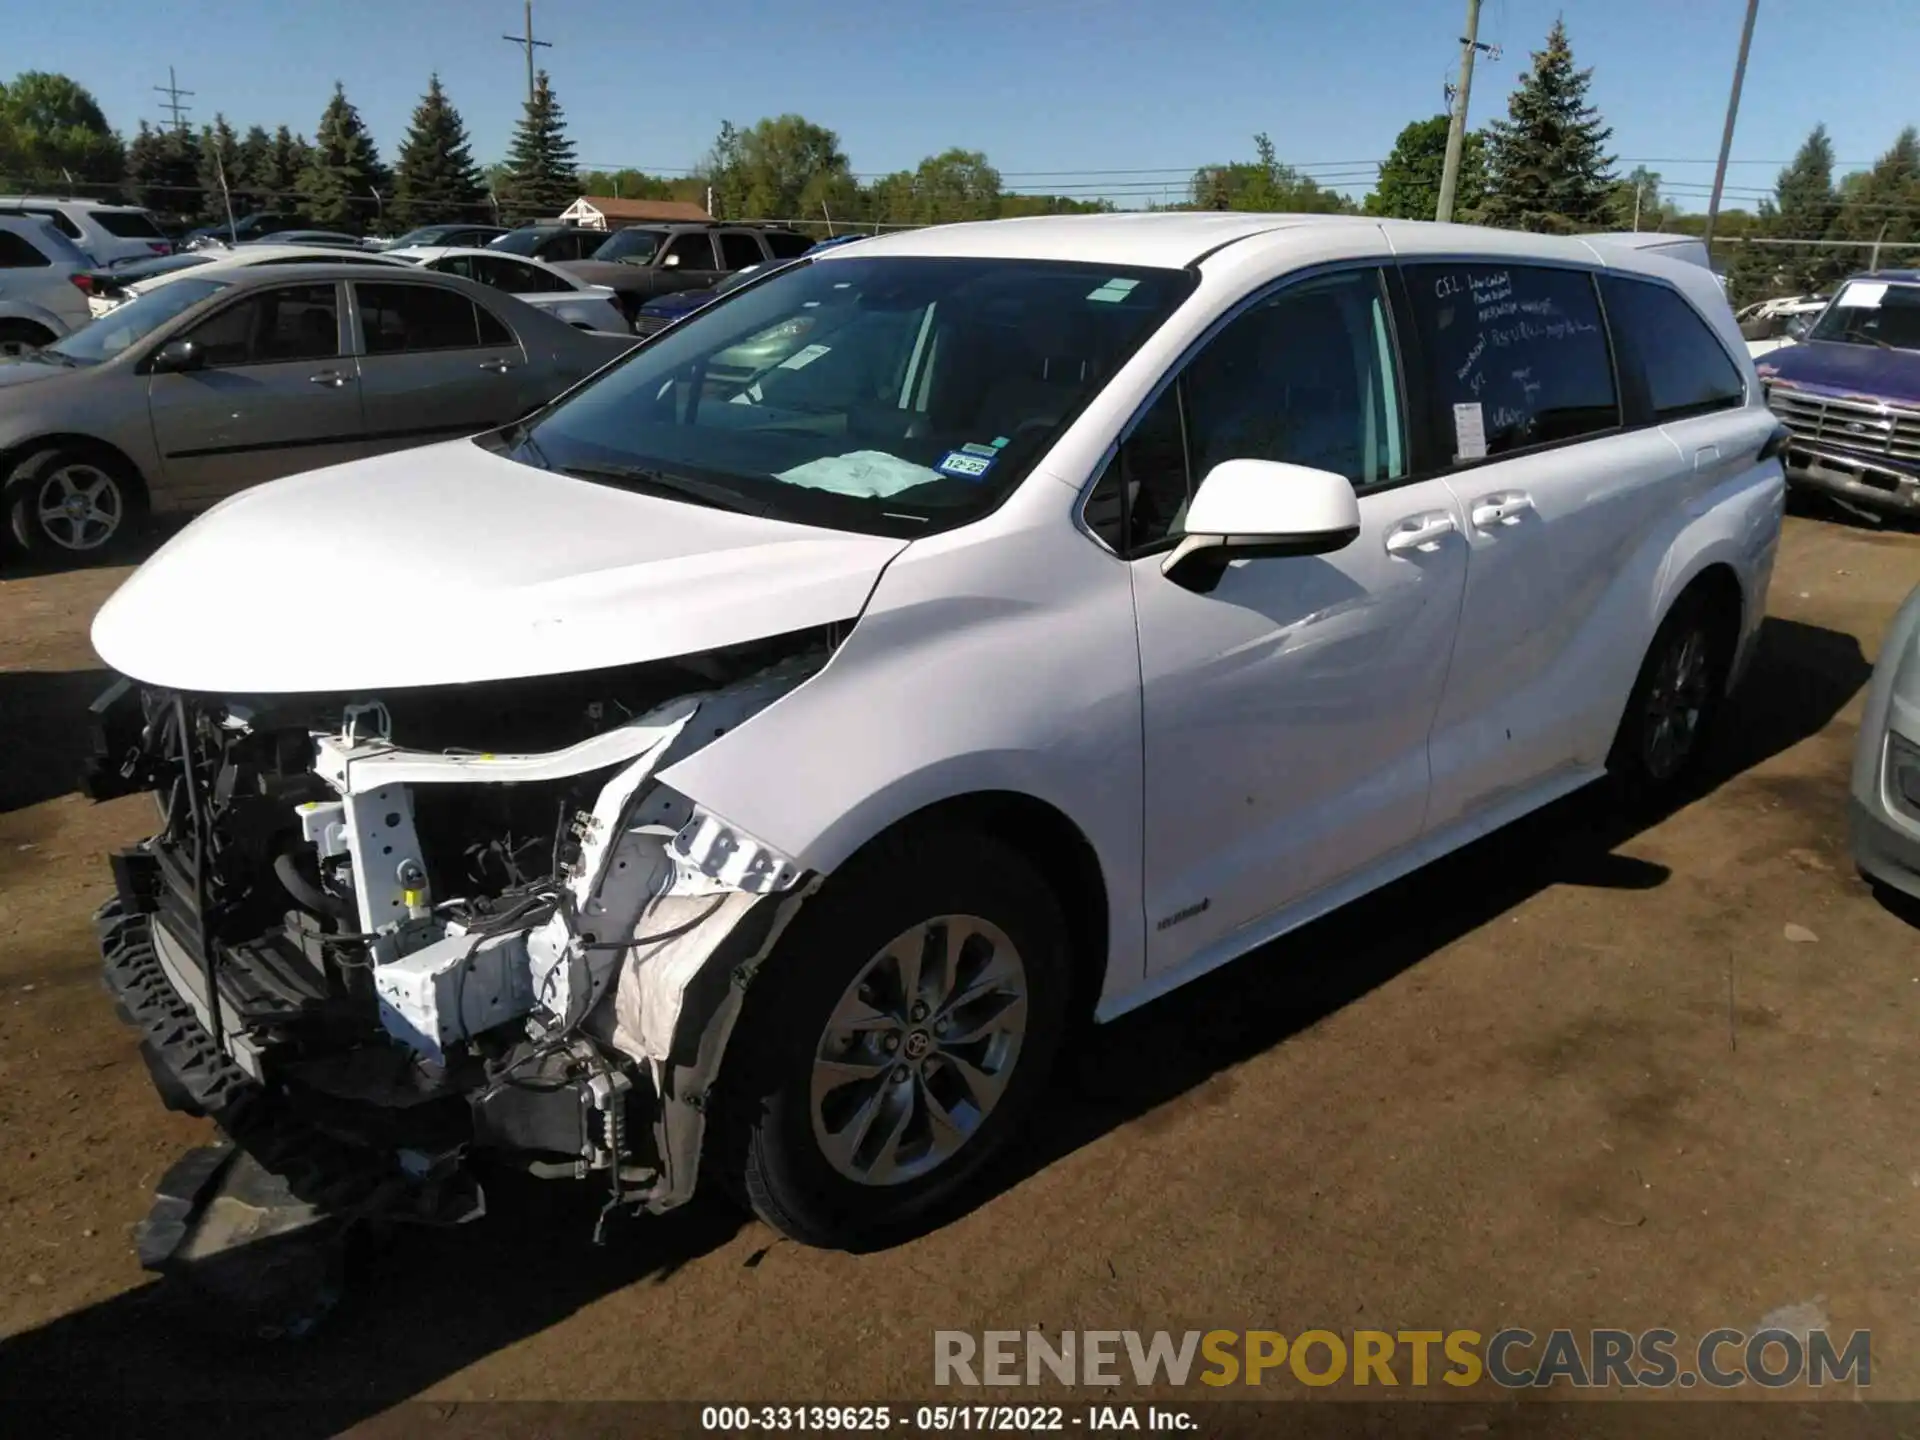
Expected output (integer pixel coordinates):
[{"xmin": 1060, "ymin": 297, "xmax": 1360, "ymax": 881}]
[{"xmin": 86, "ymin": 214, "xmax": 1786, "ymax": 1258}]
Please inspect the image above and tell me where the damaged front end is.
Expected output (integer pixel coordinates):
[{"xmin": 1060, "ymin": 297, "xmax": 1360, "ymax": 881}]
[{"xmin": 86, "ymin": 626, "xmax": 839, "ymax": 1287}]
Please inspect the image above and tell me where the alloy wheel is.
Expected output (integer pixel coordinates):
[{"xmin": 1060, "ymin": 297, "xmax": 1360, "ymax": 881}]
[
  {"xmin": 35, "ymin": 463, "xmax": 124, "ymax": 552},
  {"xmin": 810, "ymin": 914, "xmax": 1029, "ymax": 1187},
  {"xmin": 1641, "ymin": 624, "xmax": 1710, "ymax": 781}
]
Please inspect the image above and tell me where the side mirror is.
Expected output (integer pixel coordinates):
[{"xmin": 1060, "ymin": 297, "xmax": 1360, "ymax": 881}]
[
  {"xmin": 1161, "ymin": 459, "xmax": 1361, "ymax": 594},
  {"xmin": 150, "ymin": 338, "xmax": 204, "ymax": 374}
]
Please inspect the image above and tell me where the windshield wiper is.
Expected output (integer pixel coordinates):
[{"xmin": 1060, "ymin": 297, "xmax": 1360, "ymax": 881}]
[
  {"xmin": 28, "ymin": 347, "xmax": 81, "ymax": 367},
  {"xmin": 558, "ymin": 463, "xmax": 768, "ymax": 516}
]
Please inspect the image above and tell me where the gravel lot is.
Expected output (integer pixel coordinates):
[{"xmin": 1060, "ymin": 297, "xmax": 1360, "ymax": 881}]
[{"xmin": 2, "ymin": 508, "xmax": 1917, "ymax": 1427}]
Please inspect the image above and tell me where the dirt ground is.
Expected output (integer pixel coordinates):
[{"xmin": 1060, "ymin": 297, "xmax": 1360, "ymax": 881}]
[{"xmin": 2, "ymin": 507, "xmax": 1918, "ymax": 1428}]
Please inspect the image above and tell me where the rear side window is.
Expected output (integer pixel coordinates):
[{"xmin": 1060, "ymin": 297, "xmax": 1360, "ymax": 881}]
[
  {"xmin": 357, "ymin": 283, "xmax": 507, "ymax": 353},
  {"xmin": 1600, "ymin": 275, "xmax": 1744, "ymax": 421},
  {"xmin": 764, "ymin": 231, "xmax": 813, "ymax": 260},
  {"xmin": 94, "ymin": 209, "xmax": 165, "ymax": 239},
  {"xmin": 1403, "ymin": 262, "xmax": 1619, "ymax": 461},
  {"xmin": 0, "ymin": 230, "xmax": 51, "ymax": 267}
]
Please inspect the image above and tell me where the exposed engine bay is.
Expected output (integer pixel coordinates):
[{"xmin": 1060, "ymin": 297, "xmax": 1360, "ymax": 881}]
[{"xmin": 86, "ymin": 624, "xmax": 844, "ymax": 1252}]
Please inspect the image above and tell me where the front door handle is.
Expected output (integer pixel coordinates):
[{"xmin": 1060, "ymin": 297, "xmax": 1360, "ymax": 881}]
[
  {"xmin": 1384, "ymin": 511, "xmax": 1458, "ymax": 554},
  {"xmin": 308, "ymin": 370, "xmax": 349, "ymax": 387},
  {"xmin": 1470, "ymin": 490, "xmax": 1535, "ymax": 529},
  {"xmin": 1692, "ymin": 445, "xmax": 1722, "ymax": 471},
  {"xmin": 478, "ymin": 357, "xmax": 518, "ymax": 374}
]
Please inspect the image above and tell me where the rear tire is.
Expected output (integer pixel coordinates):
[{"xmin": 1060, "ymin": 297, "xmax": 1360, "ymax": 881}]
[
  {"xmin": 714, "ymin": 831, "xmax": 1070, "ymax": 1250},
  {"xmin": 1607, "ymin": 590, "xmax": 1732, "ymax": 805},
  {"xmin": 6, "ymin": 444, "xmax": 146, "ymax": 558}
]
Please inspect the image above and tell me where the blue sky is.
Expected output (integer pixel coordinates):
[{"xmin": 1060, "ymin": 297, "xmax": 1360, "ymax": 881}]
[{"xmin": 7, "ymin": 0, "xmax": 1915, "ymax": 210}]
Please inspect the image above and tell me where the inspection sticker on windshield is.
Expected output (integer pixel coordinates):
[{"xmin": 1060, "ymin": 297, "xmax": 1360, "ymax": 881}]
[
  {"xmin": 1087, "ymin": 277, "xmax": 1141, "ymax": 303},
  {"xmin": 936, "ymin": 450, "xmax": 996, "ymax": 481},
  {"xmin": 1838, "ymin": 283, "xmax": 1888, "ymax": 309},
  {"xmin": 777, "ymin": 343, "xmax": 832, "ymax": 370}
]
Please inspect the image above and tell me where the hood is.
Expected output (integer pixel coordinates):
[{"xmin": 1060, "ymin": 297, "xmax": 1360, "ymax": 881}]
[
  {"xmin": 91, "ymin": 440, "xmax": 909, "ymax": 694},
  {"xmin": 1758, "ymin": 339, "xmax": 1920, "ymax": 409},
  {"xmin": 642, "ymin": 289, "xmax": 712, "ymax": 318},
  {"xmin": 0, "ymin": 356, "xmax": 82, "ymax": 391}
]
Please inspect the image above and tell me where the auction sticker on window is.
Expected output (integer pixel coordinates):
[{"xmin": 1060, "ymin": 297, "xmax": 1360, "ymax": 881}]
[
  {"xmin": 777, "ymin": 343, "xmax": 832, "ymax": 370},
  {"xmin": 1452, "ymin": 401, "xmax": 1488, "ymax": 460},
  {"xmin": 936, "ymin": 450, "xmax": 996, "ymax": 481},
  {"xmin": 1838, "ymin": 283, "xmax": 1887, "ymax": 309}
]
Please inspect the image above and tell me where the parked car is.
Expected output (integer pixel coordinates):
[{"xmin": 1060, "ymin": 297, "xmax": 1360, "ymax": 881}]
[
  {"xmin": 79, "ymin": 214, "xmax": 1785, "ymax": 1268},
  {"xmin": 0, "ymin": 215, "xmax": 95, "ymax": 355},
  {"xmin": 632, "ymin": 261, "xmax": 765, "ymax": 336},
  {"xmin": 0, "ymin": 197, "xmax": 172, "ymax": 267},
  {"xmin": 182, "ymin": 211, "xmax": 312, "ymax": 250},
  {"xmin": 383, "ymin": 223, "xmax": 510, "ymax": 252},
  {"xmin": 1742, "ymin": 296, "xmax": 1827, "ymax": 358},
  {"xmin": 558, "ymin": 222, "xmax": 815, "ymax": 322},
  {"xmin": 632, "ymin": 236, "xmax": 871, "ymax": 336},
  {"xmin": 0, "ymin": 262, "xmax": 636, "ymax": 555},
  {"xmin": 488, "ymin": 222, "xmax": 610, "ymax": 264},
  {"xmin": 1852, "ymin": 579, "xmax": 1920, "ymax": 916},
  {"xmin": 251, "ymin": 230, "xmax": 379, "ymax": 251},
  {"xmin": 1758, "ymin": 270, "xmax": 1920, "ymax": 519},
  {"xmin": 85, "ymin": 244, "xmax": 416, "ymax": 316},
  {"xmin": 73, "ymin": 253, "xmax": 223, "ymax": 318},
  {"xmin": 391, "ymin": 246, "xmax": 628, "ymax": 331}
]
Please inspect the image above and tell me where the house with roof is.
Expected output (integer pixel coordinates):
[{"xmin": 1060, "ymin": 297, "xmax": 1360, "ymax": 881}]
[{"xmin": 556, "ymin": 196, "xmax": 713, "ymax": 229}]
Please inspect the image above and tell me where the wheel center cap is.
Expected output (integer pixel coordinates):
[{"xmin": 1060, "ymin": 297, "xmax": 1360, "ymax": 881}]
[
  {"xmin": 64, "ymin": 496, "xmax": 88, "ymax": 518},
  {"xmin": 903, "ymin": 1029, "xmax": 932, "ymax": 1061}
]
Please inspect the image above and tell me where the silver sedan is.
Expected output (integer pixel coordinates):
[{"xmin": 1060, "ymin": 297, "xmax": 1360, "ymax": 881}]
[
  {"xmin": 0, "ymin": 262, "xmax": 638, "ymax": 556},
  {"xmin": 1853, "ymin": 581, "xmax": 1920, "ymax": 917}
]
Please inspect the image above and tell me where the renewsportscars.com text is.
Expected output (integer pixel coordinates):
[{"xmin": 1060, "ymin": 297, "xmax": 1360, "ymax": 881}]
[{"xmin": 933, "ymin": 1328, "xmax": 1871, "ymax": 1390}]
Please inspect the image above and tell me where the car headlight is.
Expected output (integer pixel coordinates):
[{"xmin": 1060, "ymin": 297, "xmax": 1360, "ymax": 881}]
[{"xmin": 1887, "ymin": 731, "xmax": 1920, "ymax": 819}]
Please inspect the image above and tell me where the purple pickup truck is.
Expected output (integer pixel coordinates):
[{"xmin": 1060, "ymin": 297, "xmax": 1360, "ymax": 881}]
[{"xmin": 1757, "ymin": 269, "xmax": 1920, "ymax": 519}]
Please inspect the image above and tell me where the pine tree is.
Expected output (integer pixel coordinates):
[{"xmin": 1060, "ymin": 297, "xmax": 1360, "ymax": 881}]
[
  {"xmin": 392, "ymin": 74, "xmax": 487, "ymax": 228},
  {"xmin": 301, "ymin": 83, "xmax": 389, "ymax": 232},
  {"xmin": 125, "ymin": 121, "xmax": 200, "ymax": 222},
  {"xmin": 1831, "ymin": 127, "xmax": 1920, "ymax": 261},
  {"xmin": 1761, "ymin": 124, "xmax": 1842, "ymax": 293},
  {"xmin": 500, "ymin": 71, "xmax": 578, "ymax": 224},
  {"xmin": 234, "ymin": 124, "xmax": 273, "ymax": 211},
  {"xmin": 1480, "ymin": 20, "xmax": 1616, "ymax": 233},
  {"xmin": 196, "ymin": 113, "xmax": 241, "ymax": 227}
]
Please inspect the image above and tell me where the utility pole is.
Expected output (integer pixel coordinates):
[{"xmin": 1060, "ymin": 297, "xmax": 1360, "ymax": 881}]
[
  {"xmin": 1632, "ymin": 178, "xmax": 1643, "ymax": 232},
  {"xmin": 1435, "ymin": 0, "xmax": 1493, "ymax": 224},
  {"xmin": 1702, "ymin": 0, "xmax": 1760, "ymax": 252},
  {"xmin": 502, "ymin": 0, "xmax": 552, "ymax": 110},
  {"xmin": 153, "ymin": 66, "xmax": 194, "ymax": 132}
]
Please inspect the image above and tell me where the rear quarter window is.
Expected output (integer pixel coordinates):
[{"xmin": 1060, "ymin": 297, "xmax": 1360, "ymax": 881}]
[
  {"xmin": 1599, "ymin": 274, "xmax": 1745, "ymax": 421},
  {"xmin": 94, "ymin": 210, "xmax": 165, "ymax": 239},
  {"xmin": 1403, "ymin": 261, "xmax": 1619, "ymax": 461}
]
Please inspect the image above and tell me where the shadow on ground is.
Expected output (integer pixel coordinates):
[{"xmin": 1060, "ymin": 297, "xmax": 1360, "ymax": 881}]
[
  {"xmin": 0, "ymin": 513, "xmax": 189, "ymax": 582},
  {"xmin": 0, "ymin": 665, "xmax": 114, "ymax": 812},
  {"xmin": 0, "ymin": 615, "xmax": 1870, "ymax": 1429}
]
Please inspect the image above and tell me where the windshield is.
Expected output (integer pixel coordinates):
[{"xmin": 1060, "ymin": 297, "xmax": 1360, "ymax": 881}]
[
  {"xmin": 490, "ymin": 229, "xmax": 553, "ymax": 257},
  {"xmin": 713, "ymin": 265, "xmax": 763, "ymax": 296},
  {"xmin": 1806, "ymin": 280, "xmax": 1920, "ymax": 351},
  {"xmin": 592, "ymin": 228, "xmax": 666, "ymax": 265},
  {"xmin": 46, "ymin": 277, "xmax": 228, "ymax": 364},
  {"xmin": 386, "ymin": 227, "xmax": 449, "ymax": 250},
  {"xmin": 508, "ymin": 255, "xmax": 1195, "ymax": 537}
]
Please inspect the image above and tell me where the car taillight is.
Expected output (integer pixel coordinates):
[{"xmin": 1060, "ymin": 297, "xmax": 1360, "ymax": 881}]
[
  {"xmin": 69, "ymin": 273, "xmax": 96, "ymax": 294},
  {"xmin": 148, "ymin": 241, "xmax": 172, "ymax": 255}
]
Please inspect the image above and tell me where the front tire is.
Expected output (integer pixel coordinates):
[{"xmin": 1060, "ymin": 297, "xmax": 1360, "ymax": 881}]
[
  {"xmin": 716, "ymin": 831, "xmax": 1071, "ymax": 1249},
  {"xmin": 6, "ymin": 444, "xmax": 145, "ymax": 558}
]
